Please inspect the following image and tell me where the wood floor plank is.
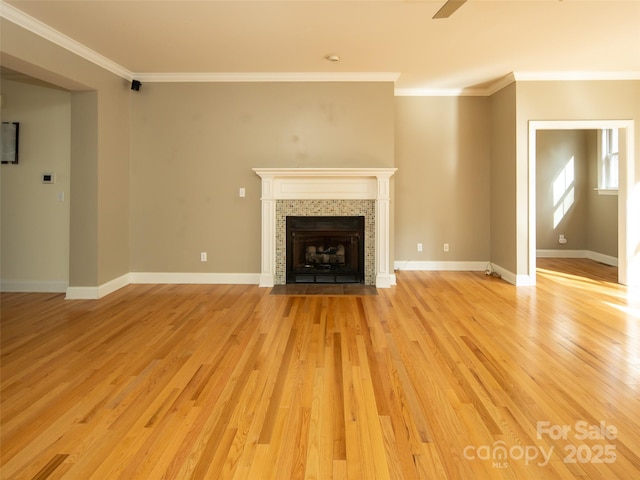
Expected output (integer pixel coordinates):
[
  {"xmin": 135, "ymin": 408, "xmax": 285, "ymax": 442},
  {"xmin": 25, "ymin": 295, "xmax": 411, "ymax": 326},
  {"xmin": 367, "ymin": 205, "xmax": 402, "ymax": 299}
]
[{"xmin": 2, "ymin": 261, "xmax": 639, "ymax": 479}]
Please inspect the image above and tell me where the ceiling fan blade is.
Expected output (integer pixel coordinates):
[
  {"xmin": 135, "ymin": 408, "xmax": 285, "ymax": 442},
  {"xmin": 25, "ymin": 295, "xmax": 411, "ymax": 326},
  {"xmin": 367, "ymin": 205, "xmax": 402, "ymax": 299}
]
[{"xmin": 433, "ymin": 0, "xmax": 468, "ymax": 19}]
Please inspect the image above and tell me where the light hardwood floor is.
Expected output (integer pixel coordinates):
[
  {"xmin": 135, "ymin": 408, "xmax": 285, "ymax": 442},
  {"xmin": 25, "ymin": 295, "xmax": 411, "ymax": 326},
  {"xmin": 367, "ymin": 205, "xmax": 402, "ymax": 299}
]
[{"xmin": 1, "ymin": 260, "xmax": 639, "ymax": 479}]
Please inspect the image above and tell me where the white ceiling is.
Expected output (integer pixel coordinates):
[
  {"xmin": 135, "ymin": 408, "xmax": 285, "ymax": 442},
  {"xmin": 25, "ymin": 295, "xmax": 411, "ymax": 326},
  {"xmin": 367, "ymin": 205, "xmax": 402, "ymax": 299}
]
[{"xmin": 3, "ymin": 0, "xmax": 640, "ymax": 94}]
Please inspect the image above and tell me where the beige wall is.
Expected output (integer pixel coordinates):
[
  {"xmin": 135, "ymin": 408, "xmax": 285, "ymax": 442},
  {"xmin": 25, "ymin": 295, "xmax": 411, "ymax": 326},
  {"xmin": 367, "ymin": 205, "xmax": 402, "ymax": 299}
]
[
  {"xmin": 536, "ymin": 130, "xmax": 618, "ymax": 256},
  {"xmin": 2, "ymin": 17, "xmax": 638, "ymax": 290},
  {"xmin": 130, "ymin": 82, "xmax": 394, "ymax": 273},
  {"xmin": 394, "ymin": 96, "xmax": 491, "ymax": 262},
  {"xmin": 94, "ymin": 83, "xmax": 130, "ymax": 285},
  {"xmin": 489, "ymin": 83, "xmax": 517, "ymax": 272},
  {"xmin": 0, "ymin": 79, "xmax": 70, "ymax": 290},
  {"xmin": 1, "ymin": 19, "xmax": 131, "ymax": 287},
  {"xmin": 69, "ymin": 91, "xmax": 98, "ymax": 286},
  {"xmin": 516, "ymin": 80, "xmax": 640, "ymax": 278},
  {"xmin": 536, "ymin": 130, "xmax": 589, "ymax": 250},
  {"xmin": 585, "ymin": 131, "xmax": 618, "ymax": 257}
]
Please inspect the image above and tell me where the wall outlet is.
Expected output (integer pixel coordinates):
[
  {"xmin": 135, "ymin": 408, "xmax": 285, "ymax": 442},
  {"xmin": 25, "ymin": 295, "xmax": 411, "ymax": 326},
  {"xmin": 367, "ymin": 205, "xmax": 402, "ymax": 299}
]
[
  {"xmin": 417, "ymin": 243, "xmax": 423, "ymax": 252},
  {"xmin": 239, "ymin": 187, "xmax": 246, "ymax": 198},
  {"xmin": 200, "ymin": 252, "xmax": 207, "ymax": 262},
  {"xmin": 443, "ymin": 243, "xmax": 449, "ymax": 252}
]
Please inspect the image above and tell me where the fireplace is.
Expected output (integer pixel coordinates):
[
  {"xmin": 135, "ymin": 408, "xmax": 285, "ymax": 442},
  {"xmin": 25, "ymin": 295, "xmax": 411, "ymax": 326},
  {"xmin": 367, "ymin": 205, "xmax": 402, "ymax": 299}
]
[
  {"xmin": 287, "ymin": 216, "xmax": 365, "ymax": 284},
  {"xmin": 253, "ymin": 168, "xmax": 397, "ymax": 288}
]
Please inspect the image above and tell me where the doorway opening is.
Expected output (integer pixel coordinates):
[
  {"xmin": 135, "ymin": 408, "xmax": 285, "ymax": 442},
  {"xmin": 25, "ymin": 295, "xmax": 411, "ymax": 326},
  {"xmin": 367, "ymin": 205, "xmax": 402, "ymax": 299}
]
[{"xmin": 529, "ymin": 120, "xmax": 636, "ymax": 287}]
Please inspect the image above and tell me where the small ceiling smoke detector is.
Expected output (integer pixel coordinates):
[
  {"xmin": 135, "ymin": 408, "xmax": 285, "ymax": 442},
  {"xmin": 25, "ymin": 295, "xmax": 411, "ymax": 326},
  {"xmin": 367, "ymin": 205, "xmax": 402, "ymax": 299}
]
[{"xmin": 325, "ymin": 54, "xmax": 340, "ymax": 62}]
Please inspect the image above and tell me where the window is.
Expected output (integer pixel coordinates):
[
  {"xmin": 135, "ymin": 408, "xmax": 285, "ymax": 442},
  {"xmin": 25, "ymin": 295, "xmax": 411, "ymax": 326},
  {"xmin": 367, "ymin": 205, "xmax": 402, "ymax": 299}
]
[{"xmin": 597, "ymin": 128, "xmax": 619, "ymax": 194}]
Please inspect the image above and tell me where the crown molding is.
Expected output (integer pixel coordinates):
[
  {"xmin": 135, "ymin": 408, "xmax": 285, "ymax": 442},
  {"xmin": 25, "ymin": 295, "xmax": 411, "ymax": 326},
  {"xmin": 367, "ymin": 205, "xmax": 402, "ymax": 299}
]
[
  {"xmin": 394, "ymin": 87, "xmax": 488, "ymax": 97},
  {"xmin": 0, "ymin": 2, "xmax": 398, "ymax": 85},
  {"xmin": 394, "ymin": 70, "xmax": 640, "ymax": 97},
  {"xmin": 483, "ymin": 73, "xmax": 517, "ymax": 95},
  {"xmin": 395, "ymin": 88, "xmax": 470, "ymax": 97},
  {"xmin": 395, "ymin": 73, "xmax": 516, "ymax": 97},
  {"xmin": 513, "ymin": 71, "xmax": 640, "ymax": 82},
  {"xmin": 0, "ymin": 1, "xmax": 133, "ymax": 80},
  {"xmin": 133, "ymin": 72, "xmax": 400, "ymax": 83},
  {"xmin": 3, "ymin": 1, "xmax": 638, "ymax": 94}
]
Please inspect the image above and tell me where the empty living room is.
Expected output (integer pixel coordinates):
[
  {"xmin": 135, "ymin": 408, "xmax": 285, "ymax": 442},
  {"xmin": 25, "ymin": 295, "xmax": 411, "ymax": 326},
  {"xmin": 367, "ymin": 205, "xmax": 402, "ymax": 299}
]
[{"xmin": 1, "ymin": 1, "xmax": 639, "ymax": 479}]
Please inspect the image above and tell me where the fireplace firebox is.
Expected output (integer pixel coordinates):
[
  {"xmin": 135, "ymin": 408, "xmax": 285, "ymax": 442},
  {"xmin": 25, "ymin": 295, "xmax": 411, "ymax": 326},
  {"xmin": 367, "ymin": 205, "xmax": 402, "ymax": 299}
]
[{"xmin": 286, "ymin": 216, "xmax": 365, "ymax": 284}]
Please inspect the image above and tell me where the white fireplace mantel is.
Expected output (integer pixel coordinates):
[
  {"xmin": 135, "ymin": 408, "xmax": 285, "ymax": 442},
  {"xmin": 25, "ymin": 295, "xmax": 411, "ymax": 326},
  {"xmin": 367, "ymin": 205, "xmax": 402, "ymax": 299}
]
[{"xmin": 253, "ymin": 167, "xmax": 397, "ymax": 288}]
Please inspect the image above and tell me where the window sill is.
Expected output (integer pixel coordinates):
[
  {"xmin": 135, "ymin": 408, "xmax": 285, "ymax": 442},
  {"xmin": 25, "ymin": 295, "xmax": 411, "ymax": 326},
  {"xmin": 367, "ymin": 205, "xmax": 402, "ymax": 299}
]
[{"xmin": 594, "ymin": 188, "xmax": 618, "ymax": 196}]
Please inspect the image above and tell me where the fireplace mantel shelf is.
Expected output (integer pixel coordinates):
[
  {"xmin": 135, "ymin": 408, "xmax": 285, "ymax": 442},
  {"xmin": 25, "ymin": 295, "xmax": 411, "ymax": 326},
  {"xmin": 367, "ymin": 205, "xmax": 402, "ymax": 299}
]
[
  {"xmin": 253, "ymin": 167, "xmax": 397, "ymax": 178},
  {"xmin": 254, "ymin": 167, "xmax": 397, "ymax": 289}
]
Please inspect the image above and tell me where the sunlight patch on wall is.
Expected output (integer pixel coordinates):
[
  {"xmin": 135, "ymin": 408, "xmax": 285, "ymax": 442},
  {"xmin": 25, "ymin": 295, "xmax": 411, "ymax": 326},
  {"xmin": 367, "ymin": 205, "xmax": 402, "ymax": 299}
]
[{"xmin": 553, "ymin": 156, "xmax": 575, "ymax": 229}]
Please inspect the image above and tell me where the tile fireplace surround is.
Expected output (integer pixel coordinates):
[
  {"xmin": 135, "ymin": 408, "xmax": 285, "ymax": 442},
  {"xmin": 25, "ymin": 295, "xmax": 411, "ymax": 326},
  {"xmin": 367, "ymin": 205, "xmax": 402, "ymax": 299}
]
[{"xmin": 253, "ymin": 168, "xmax": 397, "ymax": 288}]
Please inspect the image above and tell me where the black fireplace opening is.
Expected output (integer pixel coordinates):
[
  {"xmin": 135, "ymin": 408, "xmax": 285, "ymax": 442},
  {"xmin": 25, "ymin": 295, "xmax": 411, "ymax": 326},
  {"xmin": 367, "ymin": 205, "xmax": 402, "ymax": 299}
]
[{"xmin": 286, "ymin": 216, "xmax": 365, "ymax": 284}]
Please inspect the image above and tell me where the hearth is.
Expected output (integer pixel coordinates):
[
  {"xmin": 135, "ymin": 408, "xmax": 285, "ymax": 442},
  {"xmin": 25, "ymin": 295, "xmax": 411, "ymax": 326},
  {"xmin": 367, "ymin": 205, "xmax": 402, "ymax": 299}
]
[{"xmin": 286, "ymin": 216, "xmax": 364, "ymax": 284}]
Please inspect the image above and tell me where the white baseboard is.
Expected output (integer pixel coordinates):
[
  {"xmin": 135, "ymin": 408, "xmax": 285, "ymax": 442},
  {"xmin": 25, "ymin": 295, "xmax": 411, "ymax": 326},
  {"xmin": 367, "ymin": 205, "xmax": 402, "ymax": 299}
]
[
  {"xmin": 489, "ymin": 264, "xmax": 531, "ymax": 286},
  {"xmin": 258, "ymin": 273, "xmax": 275, "ymax": 288},
  {"xmin": 536, "ymin": 249, "xmax": 618, "ymax": 266},
  {"xmin": 99, "ymin": 273, "xmax": 131, "ymax": 297},
  {"xmin": 375, "ymin": 273, "xmax": 396, "ymax": 288},
  {"xmin": 587, "ymin": 251, "xmax": 618, "ymax": 267},
  {"xmin": 65, "ymin": 286, "xmax": 100, "ymax": 300},
  {"xmin": 65, "ymin": 273, "xmax": 130, "ymax": 300},
  {"xmin": 393, "ymin": 261, "xmax": 529, "ymax": 286},
  {"xmin": 65, "ymin": 272, "xmax": 262, "ymax": 299},
  {"xmin": 1, "ymin": 280, "xmax": 68, "ymax": 293},
  {"xmin": 394, "ymin": 260, "xmax": 488, "ymax": 272},
  {"xmin": 536, "ymin": 249, "xmax": 585, "ymax": 258},
  {"xmin": 130, "ymin": 272, "xmax": 261, "ymax": 285}
]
